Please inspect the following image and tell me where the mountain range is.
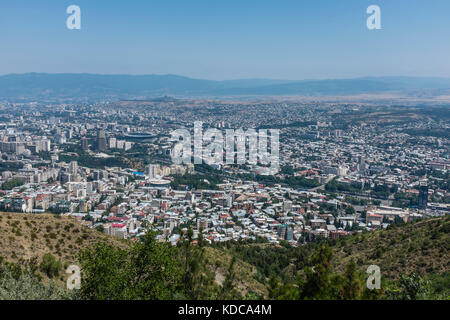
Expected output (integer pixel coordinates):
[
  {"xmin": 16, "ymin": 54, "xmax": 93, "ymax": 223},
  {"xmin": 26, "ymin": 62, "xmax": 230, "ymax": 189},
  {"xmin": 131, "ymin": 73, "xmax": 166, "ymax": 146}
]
[{"xmin": 1, "ymin": 73, "xmax": 450, "ymax": 101}]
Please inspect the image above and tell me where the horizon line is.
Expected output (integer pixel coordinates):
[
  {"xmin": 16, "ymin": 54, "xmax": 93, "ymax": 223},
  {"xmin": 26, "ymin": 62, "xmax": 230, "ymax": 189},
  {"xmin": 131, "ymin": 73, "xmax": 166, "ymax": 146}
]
[{"xmin": 1, "ymin": 72, "xmax": 450, "ymax": 82}]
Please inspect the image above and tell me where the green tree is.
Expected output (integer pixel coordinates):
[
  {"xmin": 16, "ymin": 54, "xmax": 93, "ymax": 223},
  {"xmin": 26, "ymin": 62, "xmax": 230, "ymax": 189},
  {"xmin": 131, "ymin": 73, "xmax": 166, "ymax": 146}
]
[
  {"xmin": 218, "ymin": 257, "xmax": 240, "ymax": 300},
  {"xmin": 345, "ymin": 206, "xmax": 355, "ymax": 215},
  {"xmin": 387, "ymin": 273, "xmax": 431, "ymax": 300},
  {"xmin": 1, "ymin": 179, "xmax": 25, "ymax": 190},
  {"xmin": 39, "ymin": 253, "xmax": 62, "ymax": 279},
  {"xmin": 78, "ymin": 242, "xmax": 130, "ymax": 300},
  {"xmin": 0, "ymin": 265, "xmax": 73, "ymax": 300},
  {"xmin": 298, "ymin": 244, "xmax": 335, "ymax": 299},
  {"xmin": 127, "ymin": 230, "xmax": 183, "ymax": 299},
  {"xmin": 78, "ymin": 230, "xmax": 184, "ymax": 300},
  {"xmin": 179, "ymin": 228, "xmax": 217, "ymax": 299},
  {"xmin": 341, "ymin": 259, "xmax": 362, "ymax": 299}
]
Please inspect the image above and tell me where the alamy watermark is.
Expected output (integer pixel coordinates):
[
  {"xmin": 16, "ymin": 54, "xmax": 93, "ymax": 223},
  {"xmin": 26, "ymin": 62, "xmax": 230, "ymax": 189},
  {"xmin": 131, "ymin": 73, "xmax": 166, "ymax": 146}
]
[
  {"xmin": 66, "ymin": 264, "xmax": 81, "ymax": 290},
  {"xmin": 170, "ymin": 122, "xmax": 280, "ymax": 174},
  {"xmin": 65, "ymin": 5, "xmax": 380, "ymax": 31},
  {"xmin": 66, "ymin": 5, "xmax": 81, "ymax": 30},
  {"xmin": 367, "ymin": 5, "xmax": 381, "ymax": 30},
  {"xmin": 366, "ymin": 265, "xmax": 381, "ymax": 290}
]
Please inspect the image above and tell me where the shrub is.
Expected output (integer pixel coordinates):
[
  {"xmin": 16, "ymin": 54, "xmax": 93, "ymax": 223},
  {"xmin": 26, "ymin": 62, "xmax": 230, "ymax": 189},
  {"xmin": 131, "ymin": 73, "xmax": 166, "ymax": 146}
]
[
  {"xmin": 0, "ymin": 266, "xmax": 73, "ymax": 300},
  {"xmin": 39, "ymin": 254, "xmax": 62, "ymax": 278}
]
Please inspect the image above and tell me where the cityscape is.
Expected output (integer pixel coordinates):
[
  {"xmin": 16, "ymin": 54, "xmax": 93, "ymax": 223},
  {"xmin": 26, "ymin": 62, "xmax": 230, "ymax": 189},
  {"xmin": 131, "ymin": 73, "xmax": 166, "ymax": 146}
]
[
  {"xmin": 0, "ymin": 0, "xmax": 448, "ymax": 309},
  {"xmin": 0, "ymin": 100, "xmax": 447, "ymax": 245}
]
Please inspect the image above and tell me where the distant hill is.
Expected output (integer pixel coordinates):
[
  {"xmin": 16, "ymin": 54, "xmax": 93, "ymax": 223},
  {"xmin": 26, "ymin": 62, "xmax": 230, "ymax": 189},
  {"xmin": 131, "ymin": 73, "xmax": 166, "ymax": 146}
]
[{"xmin": 1, "ymin": 73, "xmax": 450, "ymax": 101}]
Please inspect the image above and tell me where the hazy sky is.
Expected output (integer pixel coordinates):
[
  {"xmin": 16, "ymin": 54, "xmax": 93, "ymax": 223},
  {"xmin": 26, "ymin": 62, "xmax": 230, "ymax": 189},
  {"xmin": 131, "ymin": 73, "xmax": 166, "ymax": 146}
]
[{"xmin": 0, "ymin": 0, "xmax": 449, "ymax": 80}]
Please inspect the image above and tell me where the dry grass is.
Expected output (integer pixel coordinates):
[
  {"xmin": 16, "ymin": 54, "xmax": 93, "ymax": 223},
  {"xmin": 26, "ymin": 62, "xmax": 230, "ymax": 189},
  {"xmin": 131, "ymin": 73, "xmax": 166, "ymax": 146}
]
[
  {"xmin": 332, "ymin": 216, "xmax": 450, "ymax": 279},
  {"xmin": 0, "ymin": 211, "xmax": 126, "ymax": 268},
  {"xmin": 204, "ymin": 246, "xmax": 268, "ymax": 298}
]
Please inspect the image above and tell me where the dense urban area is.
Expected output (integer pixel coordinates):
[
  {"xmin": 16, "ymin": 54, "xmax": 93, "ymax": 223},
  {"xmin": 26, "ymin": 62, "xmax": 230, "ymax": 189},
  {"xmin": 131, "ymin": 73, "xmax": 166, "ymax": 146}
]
[
  {"xmin": 0, "ymin": 98, "xmax": 448, "ymax": 300},
  {"xmin": 0, "ymin": 99, "xmax": 448, "ymax": 242}
]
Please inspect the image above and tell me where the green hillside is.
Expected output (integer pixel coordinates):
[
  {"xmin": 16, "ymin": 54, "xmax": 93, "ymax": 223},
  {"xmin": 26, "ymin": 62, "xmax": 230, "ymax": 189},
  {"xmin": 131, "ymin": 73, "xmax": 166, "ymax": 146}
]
[
  {"xmin": 0, "ymin": 212, "xmax": 448, "ymax": 300},
  {"xmin": 331, "ymin": 217, "xmax": 449, "ymax": 279},
  {"xmin": 210, "ymin": 216, "xmax": 450, "ymax": 299}
]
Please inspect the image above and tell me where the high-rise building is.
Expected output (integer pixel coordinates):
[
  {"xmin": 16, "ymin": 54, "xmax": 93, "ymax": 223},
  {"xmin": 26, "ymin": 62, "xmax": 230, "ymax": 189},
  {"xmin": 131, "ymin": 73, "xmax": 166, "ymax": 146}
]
[
  {"xmin": 359, "ymin": 155, "xmax": 366, "ymax": 175},
  {"xmin": 278, "ymin": 224, "xmax": 293, "ymax": 241},
  {"xmin": 418, "ymin": 182, "xmax": 428, "ymax": 210},
  {"xmin": 124, "ymin": 141, "xmax": 132, "ymax": 151},
  {"xmin": 51, "ymin": 154, "xmax": 58, "ymax": 164},
  {"xmin": 338, "ymin": 165, "xmax": 349, "ymax": 176},
  {"xmin": 82, "ymin": 138, "xmax": 89, "ymax": 151},
  {"xmin": 69, "ymin": 161, "xmax": 78, "ymax": 176},
  {"xmin": 109, "ymin": 137, "xmax": 117, "ymax": 149},
  {"xmin": 145, "ymin": 164, "xmax": 159, "ymax": 179},
  {"xmin": 227, "ymin": 193, "xmax": 233, "ymax": 208},
  {"xmin": 39, "ymin": 139, "xmax": 51, "ymax": 152},
  {"xmin": 116, "ymin": 140, "xmax": 125, "ymax": 149},
  {"xmin": 97, "ymin": 130, "xmax": 107, "ymax": 152}
]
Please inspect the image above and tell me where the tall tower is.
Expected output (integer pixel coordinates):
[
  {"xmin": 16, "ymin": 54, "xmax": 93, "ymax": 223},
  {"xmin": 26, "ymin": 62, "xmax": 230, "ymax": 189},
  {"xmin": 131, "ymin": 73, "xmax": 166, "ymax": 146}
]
[
  {"xmin": 359, "ymin": 155, "xmax": 366, "ymax": 175},
  {"xmin": 97, "ymin": 130, "xmax": 107, "ymax": 152},
  {"xmin": 69, "ymin": 161, "xmax": 78, "ymax": 176},
  {"xmin": 81, "ymin": 137, "xmax": 89, "ymax": 151},
  {"xmin": 418, "ymin": 182, "xmax": 428, "ymax": 210}
]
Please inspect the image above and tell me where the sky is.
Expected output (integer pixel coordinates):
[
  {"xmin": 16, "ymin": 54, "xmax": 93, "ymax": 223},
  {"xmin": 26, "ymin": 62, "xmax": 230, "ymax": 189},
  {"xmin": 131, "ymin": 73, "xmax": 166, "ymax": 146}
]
[{"xmin": 0, "ymin": 0, "xmax": 449, "ymax": 80}]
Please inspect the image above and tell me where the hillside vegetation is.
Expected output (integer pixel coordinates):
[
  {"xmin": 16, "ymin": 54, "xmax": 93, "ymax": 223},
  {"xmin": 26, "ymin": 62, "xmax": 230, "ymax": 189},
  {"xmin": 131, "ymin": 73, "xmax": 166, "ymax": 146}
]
[
  {"xmin": 0, "ymin": 212, "xmax": 124, "ymax": 271},
  {"xmin": 210, "ymin": 216, "xmax": 450, "ymax": 299},
  {"xmin": 0, "ymin": 212, "xmax": 448, "ymax": 300},
  {"xmin": 0, "ymin": 212, "xmax": 265, "ymax": 299},
  {"xmin": 331, "ymin": 216, "xmax": 449, "ymax": 279}
]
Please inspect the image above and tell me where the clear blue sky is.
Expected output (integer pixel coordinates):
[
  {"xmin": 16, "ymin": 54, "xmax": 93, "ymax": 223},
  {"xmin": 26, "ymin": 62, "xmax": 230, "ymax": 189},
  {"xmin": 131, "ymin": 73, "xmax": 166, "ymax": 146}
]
[{"xmin": 0, "ymin": 0, "xmax": 449, "ymax": 80}]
